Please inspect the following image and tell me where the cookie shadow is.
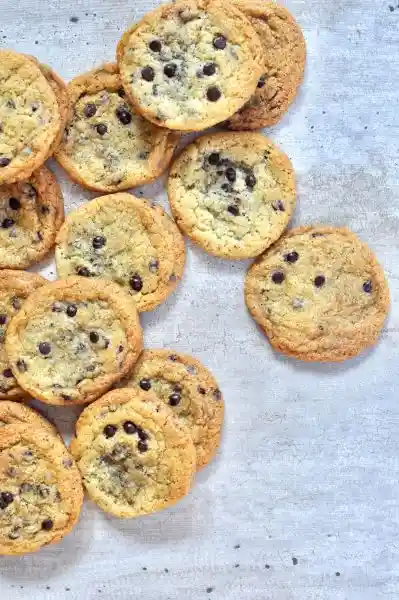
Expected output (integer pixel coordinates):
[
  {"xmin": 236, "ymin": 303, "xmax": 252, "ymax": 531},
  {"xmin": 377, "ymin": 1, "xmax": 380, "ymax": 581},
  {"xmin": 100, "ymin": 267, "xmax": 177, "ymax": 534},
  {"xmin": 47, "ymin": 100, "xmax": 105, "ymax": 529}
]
[{"xmin": 28, "ymin": 399, "xmax": 84, "ymax": 444}]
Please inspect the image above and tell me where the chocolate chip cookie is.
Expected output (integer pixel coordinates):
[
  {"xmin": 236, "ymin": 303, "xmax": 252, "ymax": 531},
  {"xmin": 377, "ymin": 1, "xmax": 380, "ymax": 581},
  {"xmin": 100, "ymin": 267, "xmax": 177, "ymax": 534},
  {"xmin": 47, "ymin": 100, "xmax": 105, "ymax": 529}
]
[
  {"xmin": 70, "ymin": 388, "xmax": 196, "ymax": 518},
  {"xmin": 6, "ymin": 278, "xmax": 143, "ymax": 406},
  {"xmin": 55, "ymin": 64, "xmax": 178, "ymax": 192},
  {"xmin": 227, "ymin": 1, "xmax": 306, "ymax": 129},
  {"xmin": 55, "ymin": 193, "xmax": 185, "ymax": 312},
  {"xmin": 0, "ymin": 50, "xmax": 61, "ymax": 184},
  {"xmin": 120, "ymin": 349, "xmax": 223, "ymax": 469},
  {"xmin": 0, "ymin": 401, "xmax": 58, "ymax": 439},
  {"xmin": 0, "ymin": 424, "xmax": 83, "ymax": 555},
  {"xmin": 116, "ymin": 0, "xmax": 264, "ymax": 131},
  {"xmin": 245, "ymin": 226, "xmax": 390, "ymax": 362},
  {"xmin": 0, "ymin": 166, "xmax": 64, "ymax": 269},
  {"xmin": 0, "ymin": 270, "xmax": 46, "ymax": 400},
  {"xmin": 168, "ymin": 132, "xmax": 296, "ymax": 259}
]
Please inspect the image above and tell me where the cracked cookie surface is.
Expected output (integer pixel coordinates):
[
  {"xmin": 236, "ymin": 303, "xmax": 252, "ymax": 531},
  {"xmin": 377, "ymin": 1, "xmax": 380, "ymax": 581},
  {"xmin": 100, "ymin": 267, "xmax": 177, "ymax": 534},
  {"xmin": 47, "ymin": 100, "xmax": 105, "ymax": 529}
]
[
  {"xmin": 227, "ymin": 0, "xmax": 306, "ymax": 129},
  {"xmin": 0, "ymin": 424, "xmax": 83, "ymax": 555},
  {"xmin": 6, "ymin": 278, "xmax": 143, "ymax": 406},
  {"xmin": 245, "ymin": 226, "xmax": 390, "ymax": 362},
  {"xmin": 70, "ymin": 388, "xmax": 196, "ymax": 518},
  {"xmin": 55, "ymin": 193, "xmax": 185, "ymax": 312},
  {"xmin": 0, "ymin": 50, "xmax": 61, "ymax": 184},
  {"xmin": 0, "ymin": 166, "xmax": 64, "ymax": 269},
  {"xmin": 0, "ymin": 401, "xmax": 59, "ymax": 439},
  {"xmin": 120, "ymin": 349, "xmax": 223, "ymax": 469},
  {"xmin": 0, "ymin": 271, "xmax": 46, "ymax": 399},
  {"xmin": 168, "ymin": 132, "xmax": 296, "ymax": 259},
  {"xmin": 55, "ymin": 64, "xmax": 178, "ymax": 192},
  {"xmin": 117, "ymin": 0, "xmax": 264, "ymax": 130}
]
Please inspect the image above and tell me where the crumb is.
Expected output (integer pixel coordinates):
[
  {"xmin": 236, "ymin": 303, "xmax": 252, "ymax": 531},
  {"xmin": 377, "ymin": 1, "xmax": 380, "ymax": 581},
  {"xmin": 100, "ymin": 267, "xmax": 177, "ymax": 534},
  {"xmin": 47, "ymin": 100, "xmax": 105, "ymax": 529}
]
[
  {"xmin": 234, "ymin": 544, "xmax": 240, "ymax": 549},
  {"xmin": 206, "ymin": 587, "xmax": 214, "ymax": 594},
  {"xmin": 234, "ymin": 563, "xmax": 239, "ymax": 568},
  {"xmin": 70, "ymin": 16, "xmax": 79, "ymax": 22},
  {"xmin": 292, "ymin": 557, "xmax": 298, "ymax": 566},
  {"xmin": 335, "ymin": 572, "xmax": 341, "ymax": 576},
  {"xmin": 265, "ymin": 564, "xmax": 270, "ymax": 569},
  {"xmin": 164, "ymin": 568, "xmax": 169, "ymax": 573}
]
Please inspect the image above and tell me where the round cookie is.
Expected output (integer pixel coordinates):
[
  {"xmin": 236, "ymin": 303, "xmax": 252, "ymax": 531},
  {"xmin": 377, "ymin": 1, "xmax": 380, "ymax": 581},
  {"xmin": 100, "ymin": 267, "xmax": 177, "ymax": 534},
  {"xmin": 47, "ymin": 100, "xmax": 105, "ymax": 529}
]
[
  {"xmin": 116, "ymin": 0, "xmax": 264, "ymax": 131},
  {"xmin": 55, "ymin": 64, "xmax": 179, "ymax": 193},
  {"xmin": 168, "ymin": 132, "xmax": 296, "ymax": 259},
  {"xmin": 5, "ymin": 278, "xmax": 143, "ymax": 406},
  {"xmin": 0, "ymin": 166, "xmax": 64, "ymax": 269},
  {"xmin": 227, "ymin": 0, "xmax": 306, "ymax": 129},
  {"xmin": 0, "ymin": 424, "xmax": 83, "ymax": 555},
  {"xmin": 70, "ymin": 388, "xmax": 196, "ymax": 518},
  {"xmin": 55, "ymin": 193, "xmax": 185, "ymax": 312},
  {"xmin": 245, "ymin": 226, "xmax": 390, "ymax": 362},
  {"xmin": 0, "ymin": 271, "xmax": 47, "ymax": 400},
  {"xmin": 121, "ymin": 349, "xmax": 224, "ymax": 469},
  {"xmin": 0, "ymin": 401, "xmax": 58, "ymax": 439},
  {"xmin": 0, "ymin": 50, "xmax": 61, "ymax": 184}
]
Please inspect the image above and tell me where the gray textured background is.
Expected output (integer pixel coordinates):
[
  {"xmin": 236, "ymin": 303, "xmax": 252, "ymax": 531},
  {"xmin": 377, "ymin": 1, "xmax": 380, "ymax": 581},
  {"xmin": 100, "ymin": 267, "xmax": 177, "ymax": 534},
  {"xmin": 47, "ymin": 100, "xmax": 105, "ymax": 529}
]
[{"xmin": 0, "ymin": 0, "xmax": 399, "ymax": 598}]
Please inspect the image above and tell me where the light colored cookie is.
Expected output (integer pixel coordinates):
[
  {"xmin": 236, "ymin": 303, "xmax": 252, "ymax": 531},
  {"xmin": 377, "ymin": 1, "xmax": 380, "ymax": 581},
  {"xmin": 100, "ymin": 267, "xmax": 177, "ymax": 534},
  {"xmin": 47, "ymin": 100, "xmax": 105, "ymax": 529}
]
[
  {"xmin": 0, "ymin": 50, "xmax": 61, "ymax": 184},
  {"xmin": 70, "ymin": 387, "xmax": 196, "ymax": 518},
  {"xmin": 0, "ymin": 424, "xmax": 83, "ymax": 555},
  {"xmin": 227, "ymin": 0, "xmax": 306, "ymax": 129},
  {"xmin": 0, "ymin": 166, "xmax": 64, "ymax": 269},
  {"xmin": 55, "ymin": 64, "xmax": 179, "ymax": 192},
  {"xmin": 116, "ymin": 0, "xmax": 264, "ymax": 131},
  {"xmin": 245, "ymin": 226, "xmax": 390, "ymax": 362},
  {"xmin": 168, "ymin": 132, "xmax": 296, "ymax": 259},
  {"xmin": 55, "ymin": 193, "xmax": 185, "ymax": 312},
  {"xmin": 120, "ymin": 349, "xmax": 223, "ymax": 469},
  {"xmin": 36, "ymin": 61, "xmax": 70, "ymax": 157},
  {"xmin": 5, "ymin": 278, "xmax": 143, "ymax": 406},
  {"xmin": 0, "ymin": 401, "xmax": 58, "ymax": 439},
  {"xmin": 0, "ymin": 271, "xmax": 47, "ymax": 400}
]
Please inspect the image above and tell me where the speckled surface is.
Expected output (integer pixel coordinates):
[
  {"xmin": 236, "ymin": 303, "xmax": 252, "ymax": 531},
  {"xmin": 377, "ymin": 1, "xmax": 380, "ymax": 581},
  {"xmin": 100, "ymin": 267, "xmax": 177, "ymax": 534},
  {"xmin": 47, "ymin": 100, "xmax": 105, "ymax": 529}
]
[{"xmin": 0, "ymin": 0, "xmax": 399, "ymax": 599}]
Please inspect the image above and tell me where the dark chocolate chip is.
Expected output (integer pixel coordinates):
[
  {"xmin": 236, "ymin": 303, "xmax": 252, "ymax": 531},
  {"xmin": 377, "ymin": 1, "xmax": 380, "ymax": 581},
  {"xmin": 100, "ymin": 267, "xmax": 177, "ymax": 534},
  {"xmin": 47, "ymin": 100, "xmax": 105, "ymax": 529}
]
[
  {"xmin": 129, "ymin": 273, "xmax": 143, "ymax": 292},
  {"xmin": 272, "ymin": 271, "xmax": 285, "ymax": 284},
  {"xmin": 3, "ymin": 369, "xmax": 13, "ymax": 378},
  {"xmin": 0, "ymin": 315, "xmax": 7, "ymax": 325},
  {"xmin": 139, "ymin": 378, "xmax": 152, "ymax": 391},
  {"xmin": 22, "ymin": 183, "xmax": 37, "ymax": 198},
  {"xmin": 2, "ymin": 218, "xmax": 14, "ymax": 228},
  {"xmin": 207, "ymin": 86, "xmax": 221, "ymax": 102},
  {"xmin": 137, "ymin": 428, "xmax": 148, "ymax": 441},
  {"xmin": 11, "ymin": 296, "xmax": 21, "ymax": 310},
  {"xmin": 363, "ymin": 280, "xmax": 373, "ymax": 293},
  {"xmin": 0, "ymin": 491, "xmax": 13, "ymax": 509},
  {"xmin": 213, "ymin": 35, "xmax": 227, "ymax": 50},
  {"xmin": 169, "ymin": 354, "xmax": 178, "ymax": 361},
  {"xmin": 225, "ymin": 167, "xmax": 236, "ymax": 183},
  {"xmin": 66, "ymin": 304, "xmax": 77, "ymax": 317},
  {"xmin": 257, "ymin": 75, "xmax": 266, "ymax": 88},
  {"xmin": 116, "ymin": 107, "xmax": 132, "ymax": 125},
  {"xmin": 9, "ymin": 197, "xmax": 20, "ymax": 210},
  {"xmin": 96, "ymin": 123, "xmax": 108, "ymax": 136},
  {"xmin": 123, "ymin": 421, "xmax": 137, "ymax": 434},
  {"xmin": 245, "ymin": 173, "xmax": 256, "ymax": 188},
  {"xmin": 314, "ymin": 275, "xmax": 326, "ymax": 288},
  {"xmin": 149, "ymin": 40, "xmax": 161, "ymax": 52},
  {"xmin": 208, "ymin": 153, "xmax": 220, "ymax": 166},
  {"xmin": 116, "ymin": 87, "xmax": 125, "ymax": 98},
  {"xmin": 16, "ymin": 359, "xmax": 27, "ymax": 372},
  {"xmin": 169, "ymin": 392, "xmax": 181, "ymax": 406},
  {"xmin": 285, "ymin": 251, "xmax": 299, "ymax": 263},
  {"xmin": 6, "ymin": 100, "xmax": 15, "ymax": 109},
  {"xmin": 38, "ymin": 342, "xmax": 51, "ymax": 355},
  {"xmin": 83, "ymin": 103, "xmax": 97, "ymax": 118},
  {"xmin": 198, "ymin": 386, "xmax": 206, "ymax": 395},
  {"xmin": 92, "ymin": 235, "xmax": 106, "ymax": 249},
  {"xmin": 142, "ymin": 67, "xmax": 155, "ymax": 82},
  {"xmin": 213, "ymin": 388, "xmax": 222, "ymax": 401},
  {"xmin": 41, "ymin": 519, "xmax": 53, "ymax": 531},
  {"xmin": 0, "ymin": 157, "xmax": 11, "ymax": 167},
  {"xmin": 118, "ymin": 345, "xmax": 124, "ymax": 353},
  {"xmin": 76, "ymin": 266, "xmax": 92, "ymax": 277},
  {"xmin": 227, "ymin": 205, "xmax": 239, "ymax": 216},
  {"xmin": 203, "ymin": 63, "xmax": 216, "ymax": 76},
  {"xmin": 272, "ymin": 200, "xmax": 285, "ymax": 212},
  {"xmin": 103, "ymin": 424, "xmax": 117, "ymax": 438},
  {"xmin": 89, "ymin": 331, "xmax": 99, "ymax": 343},
  {"xmin": 138, "ymin": 440, "xmax": 148, "ymax": 452},
  {"xmin": 164, "ymin": 63, "xmax": 177, "ymax": 78}
]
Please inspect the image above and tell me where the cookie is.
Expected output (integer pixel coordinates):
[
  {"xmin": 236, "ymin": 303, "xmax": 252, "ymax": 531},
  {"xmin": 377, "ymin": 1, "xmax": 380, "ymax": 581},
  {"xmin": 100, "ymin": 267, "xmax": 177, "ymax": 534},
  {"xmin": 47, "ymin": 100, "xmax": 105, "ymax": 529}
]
[
  {"xmin": 245, "ymin": 226, "xmax": 390, "ymax": 362},
  {"xmin": 55, "ymin": 193, "xmax": 185, "ymax": 312},
  {"xmin": 120, "ymin": 349, "xmax": 223, "ymax": 469},
  {"xmin": 0, "ymin": 271, "xmax": 46, "ymax": 400},
  {"xmin": 116, "ymin": 0, "xmax": 264, "ymax": 131},
  {"xmin": 55, "ymin": 64, "xmax": 179, "ymax": 192},
  {"xmin": 0, "ymin": 166, "xmax": 64, "ymax": 269},
  {"xmin": 5, "ymin": 278, "xmax": 143, "ymax": 406},
  {"xmin": 0, "ymin": 401, "xmax": 58, "ymax": 439},
  {"xmin": 0, "ymin": 424, "xmax": 83, "ymax": 555},
  {"xmin": 70, "ymin": 388, "xmax": 196, "ymax": 518},
  {"xmin": 227, "ymin": 1, "xmax": 306, "ymax": 129},
  {"xmin": 0, "ymin": 50, "xmax": 61, "ymax": 184},
  {"xmin": 168, "ymin": 132, "xmax": 296, "ymax": 259}
]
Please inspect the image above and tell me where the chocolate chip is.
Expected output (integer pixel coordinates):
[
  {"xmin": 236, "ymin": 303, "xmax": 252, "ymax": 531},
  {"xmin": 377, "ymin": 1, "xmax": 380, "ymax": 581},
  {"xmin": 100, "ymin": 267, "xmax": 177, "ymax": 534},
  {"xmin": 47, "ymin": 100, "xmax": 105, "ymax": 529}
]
[
  {"xmin": 363, "ymin": 280, "xmax": 373, "ymax": 293},
  {"xmin": 138, "ymin": 440, "xmax": 148, "ymax": 453},
  {"xmin": 207, "ymin": 86, "xmax": 221, "ymax": 102},
  {"xmin": 37, "ymin": 231, "xmax": 43, "ymax": 242},
  {"xmin": 285, "ymin": 251, "xmax": 299, "ymax": 263},
  {"xmin": 272, "ymin": 200, "xmax": 285, "ymax": 212},
  {"xmin": 6, "ymin": 100, "xmax": 15, "ymax": 109},
  {"xmin": 11, "ymin": 296, "xmax": 21, "ymax": 310},
  {"xmin": 83, "ymin": 103, "xmax": 97, "ymax": 118},
  {"xmin": 208, "ymin": 153, "xmax": 220, "ymax": 166},
  {"xmin": 164, "ymin": 63, "xmax": 177, "ymax": 78},
  {"xmin": 198, "ymin": 386, "xmax": 206, "ymax": 395},
  {"xmin": 142, "ymin": 67, "xmax": 155, "ymax": 82},
  {"xmin": 116, "ymin": 87, "xmax": 125, "ymax": 98},
  {"xmin": 3, "ymin": 369, "xmax": 13, "ymax": 378},
  {"xmin": 0, "ymin": 315, "xmax": 6, "ymax": 325},
  {"xmin": 149, "ymin": 258, "xmax": 159, "ymax": 272},
  {"xmin": 225, "ymin": 167, "xmax": 236, "ymax": 183},
  {"xmin": 222, "ymin": 184, "xmax": 233, "ymax": 193},
  {"xmin": 0, "ymin": 491, "xmax": 13, "ymax": 509},
  {"xmin": 76, "ymin": 266, "xmax": 92, "ymax": 277},
  {"xmin": 227, "ymin": 205, "xmax": 239, "ymax": 216},
  {"xmin": 137, "ymin": 428, "xmax": 148, "ymax": 442},
  {"xmin": 245, "ymin": 173, "xmax": 256, "ymax": 188},
  {"xmin": 213, "ymin": 35, "xmax": 227, "ymax": 50},
  {"xmin": 123, "ymin": 421, "xmax": 137, "ymax": 434},
  {"xmin": 169, "ymin": 392, "xmax": 181, "ymax": 406},
  {"xmin": 2, "ymin": 218, "xmax": 14, "ymax": 228},
  {"xmin": 9, "ymin": 197, "xmax": 20, "ymax": 210},
  {"xmin": 149, "ymin": 40, "xmax": 161, "ymax": 52},
  {"xmin": 89, "ymin": 332, "xmax": 99, "ymax": 343},
  {"xmin": 116, "ymin": 107, "xmax": 132, "ymax": 125},
  {"xmin": 257, "ymin": 75, "xmax": 266, "ymax": 88},
  {"xmin": 66, "ymin": 304, "xmax": 77, "ymax": 317},
  {"xmin": 104, "ymin": 424, "xmax": 117, "ymax": 438},
  {"xmin": 41, "ymin": 519, "xmax": 53, "ymax": 531},
  {"xmin": 93, "ymin": 235, "xmax": 106, "ymax": 249},
  {"xmin": 272, "ymin": 271, "xmax": 285, "ymax": 284},
  {"xmin": 314, "ymin": 275, "xmax": 326, "ymax": 288},
  {"xmin": 118, "ymin": 345, "xmax": 124, "ymax": 353},
  {"xmin": 139, "ymin": 378, "xmax": 151, "ymax": 391},
  {"xmin": 203, "ymin": 63, "xmax": 216, "ymax": 76},
  {"xmin": 39, "ymin": 342, "xmax": 51, "ymax": 355},
  {"xmin": 16, "ymin": 359, "xmax": 27, "ymax": 372},
  {"xmin": 213, "ymin": 389, "xmax": 222, "ymax": 401},
  {"xmin": 129, "ymin": 273, "xmax": 143, "ymax": 292},
  {"xmin": 0, "ymin": 157, "xmax": 11, "ymax": 167},
  {"xmin": 169, "ymin": 354, "xmax": 178, "ymax": 361},
  {"xmin": 96, "ymin": 123, "xmax": 108, "ymax": 136}
]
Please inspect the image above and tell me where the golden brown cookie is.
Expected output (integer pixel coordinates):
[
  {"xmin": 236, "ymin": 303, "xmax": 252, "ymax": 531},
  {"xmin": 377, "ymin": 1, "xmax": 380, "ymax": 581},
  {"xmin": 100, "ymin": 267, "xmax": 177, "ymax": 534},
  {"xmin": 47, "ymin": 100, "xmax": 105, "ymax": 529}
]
[
  {"xmin": 227, "ymin": 0, "xmax": 306, "ymax": 129},
  {"xmin": 0, "ymin": 401, "xmax": 58, "ymax": 439},
  {"xmin": 245, "ymin": 226, "xmax": 390, "ymax": 362},
  {"xmin": 70, "ymin": 388, "xmax": 196, "ymax": 518},
  {"xmin": 5, "ymin": 278, "xmax": 143, "ymax": 406},
  {"xmin": 0, "ymin": 166, "xmax": 64, "ymax": 269},
  {"xmin": 55, "ymin": 63, "xmax": 179, "ymax": 192},
  {"xmin": 116, "ymin": 0, "xmax": 264, "ymax": 131},
  {"xmin": 55, "ymin": 193, "xmax": 185, "ymax": 312},
  {"xmin": 168, "ymin": 132, "xmax": 296, "ymax": 259},
  {"xmin": 0, "ymin": 424, "xmax": 83, "ymax": 555},
  {"xmin": 0, "ymin": 50, "xmax": 61, "ymax": 184},
  {"xmin": 120, "ymin": 349, "xmax": 224, "ymax": 469}
]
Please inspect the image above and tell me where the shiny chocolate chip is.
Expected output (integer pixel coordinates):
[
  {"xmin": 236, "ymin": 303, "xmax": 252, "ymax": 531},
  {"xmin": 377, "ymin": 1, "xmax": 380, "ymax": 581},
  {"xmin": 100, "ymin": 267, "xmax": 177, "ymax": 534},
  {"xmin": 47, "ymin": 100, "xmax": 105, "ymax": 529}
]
[
  {"xmin": 41, "ymin": 519, "xmax": 53, "ymax": 531},
  {"xmin": 103, "ymin": 424, "xmax": 117, "ymax": 438},
  {"xmin": 208, "ymin": 153, "xmax": 220, "ymax": 166},
  {"xmin": 2, "ymin": 218, "xmax": 14, "ymax": 229},
  {"xmin": 272, "ymin": 271, "xmax": 285, "ymax": 284},
  {"xmin": 164, "ymin": 63, "xmax": 177, "ymax": 78},
  {"xmin": 142, "ymin": 67, "xmax": 155, "ymax": 82},
  {"xmin": 123, "ymin": 421, "xmax": 137, "ymax": 434},
  {"xmin": 285, "ymin": 251, "xmax": 299, "ymax": 263},
  {"xmin": 203, "ymin": 63, "xmax": 216, "ymax": 76},
  {"xmin": 363, "ymin": 280, "xmax": 373, "ymax": 293},
  {"xmin": 139, "ymin": 378, "xmax": 151, "ymax": 391},
  {"xmin": 314, "ymin": 275, "xmax": 326, "ymax": 288},
  {"xmin": 9, "ymin": 197, "xmax": 20, "ymax": 210},
  {"xmin": 116, "ymin": 107, "xmax": 132, "ymax": 125},
  {"xmin": 169, "ymin": 392, "xmax": 181, "ymax": 406},
  {"xmin": 93, "ymin": 235, "xmax": 106, "ymax": 249},
  {"xmin": 129, "ymin": 273, "xmax": 143, "ymax": 292},
  {"xmin": 207, "ymin": 86, "xmax": 221, "ymax": 102},
  {"xmin": 96, "ymin": 123, "xmax": 108, "ymax": 136},
  {"xmin": 213, "ymin": 35, "xmax": 227, "ymax": 50},
  {"xmin": 38, "ymin": 342, "xmax": 51, "ymax": 355},
  {"xmin": 66, "ymin": 304, "xmax": 77, "ymax": 317},
  {"xmin": 83, "ymin": 103, "xmax": 97, "ymax": 118},
  {"xmin": 149, "ymin": 40, "xmax": 161, "ymax": 52}
]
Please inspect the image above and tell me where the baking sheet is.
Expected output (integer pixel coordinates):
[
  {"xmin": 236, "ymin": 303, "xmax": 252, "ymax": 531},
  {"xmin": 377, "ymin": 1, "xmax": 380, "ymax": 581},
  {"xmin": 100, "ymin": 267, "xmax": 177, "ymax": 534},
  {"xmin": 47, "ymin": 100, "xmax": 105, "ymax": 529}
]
[{"xmin": 1, "ymin": 0, "xmax": 399, "ymax": 598}]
